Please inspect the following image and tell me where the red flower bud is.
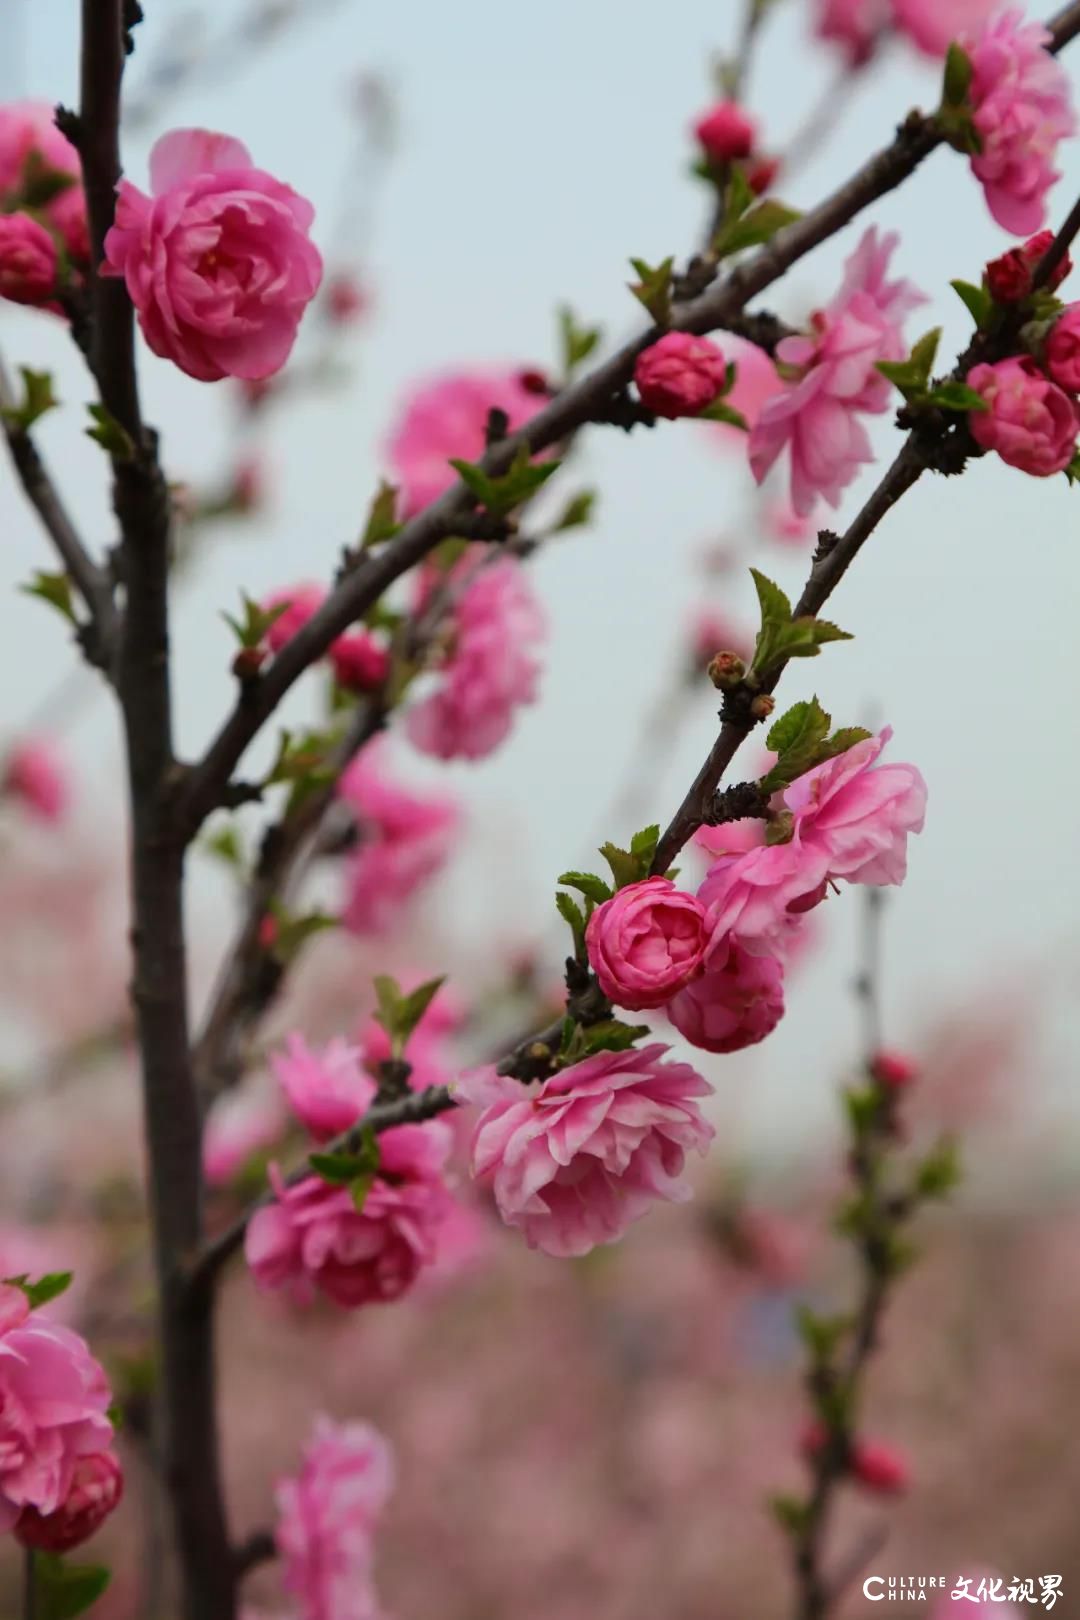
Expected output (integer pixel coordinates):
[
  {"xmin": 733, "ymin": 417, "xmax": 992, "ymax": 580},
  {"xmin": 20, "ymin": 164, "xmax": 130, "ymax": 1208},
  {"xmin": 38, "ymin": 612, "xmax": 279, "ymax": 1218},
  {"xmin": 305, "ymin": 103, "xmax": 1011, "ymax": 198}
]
[
  {"xmin": 16, "ymin": 1452, "xmax": 123, "ymax": 1553},
  {"xmin": 693, "ymin": 102, "xmax": 757, "ymax": 164},
  {"xmin": 851, "ymin": 1439, "xmax": 909, "ymax": 1494},
  {"xmin": 746, "ymin": 155, "xmax": 780, "ymax": 195},
  {"xmin": 871, "ymin": 1049, "xmax": 918, "ymax": 1089}
]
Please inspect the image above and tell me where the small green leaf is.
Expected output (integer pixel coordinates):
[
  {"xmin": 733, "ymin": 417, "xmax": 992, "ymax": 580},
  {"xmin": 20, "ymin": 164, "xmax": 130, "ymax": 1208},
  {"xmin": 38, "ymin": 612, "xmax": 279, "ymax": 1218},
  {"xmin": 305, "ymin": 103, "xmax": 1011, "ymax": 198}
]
[
  {"xmin": 558, "ymin": 870, "xmax": 613, "ymax": 905},
  {"xmin": 222, "ymin": 592, "xmax": 290, "ymax": 650},
  {"xmin": 926, "ymin": 380, "xmax": 989, "ymax": 413},
  {"xmin": 3, "ymin": 1271, "xmax": 73, "ymax": 1309},
  {"xmin": 449, "ymin": 457, "xmax": 498, "ymax": 506},
  {"xmin": 552, "ymin": 489, "xmax": 596, "ymax": 531},
  {"xmin": 629, "ymin": 823, "xmax": 660, "ymax": 863},
  {"xmin": 770, "ymin": 1493, "xmax": 810, "ymax": 1535},
  {"xmin": 361, "ymin": 481, "xmax": 400, "ymax": 547},
  {"xmin": 1064, "ymin": 449, "xmax": 1080, "ymax": 486},
  {"xmin": 35, "ymin": 1553, "xmax": 111, "ymax": 1620},
  {"xmin": 310, "ymin": 1151, "xmax": 368, "ymax": 1185},
  {"xmin": 450, "ymin": 445, "xmax": 560, "ymax": 516},
  {"xmin": 750, "ymin": 567, "xmax": 792, "ymax": 626},
  {"xmin": 815, "ymin": 725, "xmax": 873, "ymax": 762},
  {"xmin": 578, "ymin": 1020, "xmax": 650, "ymax": 1055},
  {"xmin": 914, "ymin": 1136, "xmax": 961, "ymax": 1201},
  {"xmin": 397, "ymin": 975, "xmax": 447, "ymax": 1043},
  {"xmin": 720, "ymin": 167, "xmax": 754, "ymax": 226},
  {"xmin": 698, "ymin": 397, "xmax": 748, "ymax": 429},
  {"xmin": 1, "ymin": 367, "xmax": 59, "ymax": 431},
  {"xmin": 558, "ymin": 306, "xmax": 602, "ymax": 374},
  {"xmin": 556, "ymin": 890, "xmax": 587, "ymax": 955},
  {"xmin": 599, "ymin": 841, "xmax": 641, "ymax": 891},
  {"xmin": 85, "ymin": 403, "xmax": 134, "ymax": 460},
  {"xmin": 20, "ymin": 569, "xmax": 77, "ymax": 626},
  {"xmin": 950, "ymin": 278, "xmax": 993, "ymax": 329},
  {"xmin": 943, "ymin": 41, "xmax": 973, "ymax": 106},
  {"xmin": 909, "ymin": 326, "xmax": 942, "ymax": 381},
  {"xmin": 202, "ymin": 823, "xmax": 245, "ymax": 869},
  {"xmin": 628, "ymin": 255, "xmax": 674, "ymax": 324},
  {"xmin": 350, "ymin": 1170, "xmax": 377, "ymax": 1212},
  {"xmin": 766, "ymin": 698, "xmax": 831, "ymax": 758},
  {"xmin": 714, "ymin": 199, "xmax": 800, "ymax": 261}
]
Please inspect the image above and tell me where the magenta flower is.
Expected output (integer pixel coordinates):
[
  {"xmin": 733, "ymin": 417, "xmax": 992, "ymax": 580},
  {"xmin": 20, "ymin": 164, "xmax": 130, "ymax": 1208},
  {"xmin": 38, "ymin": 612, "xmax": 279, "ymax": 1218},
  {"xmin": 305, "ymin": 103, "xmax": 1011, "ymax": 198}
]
[
  {"xmin": 103, "ymin": 127, "xmax": 323, "ymax": 382},
  {"xmin": 0, "ymin": 1294, "xmax": 116, "ymax": 1531},
  {"xmin": 457, "ymin": 1044, "xmax": 715, "ymax": 1257},
  {"xmin": 245, "ymin": 1118, "xmax": 454, "ymax": 1307},
  {"xmin": 634, "ymin": 332, "xmax": 728, "ymax": 419},
  {"xmin": 0, "ymin": 214, "xmax": 57, "ymax": 309},
  {"xmin": 967, "ymin": 356, "xmax": 1080, "ymax": 475},
  {"xmin": 262, "ymin": 582, "xmax": 325, "ymax": 653},
  {"xmin": 585, "ymin": 877, "xmax": 708, "ymax": 1011},
  {"xmin": 693, "ymin": 102, "xmax": 757, "ymax": 163},
  {"xmin": 15, "ymin": 1450, "xmax": 123, "ymax": 1553},
  {"xmin": 330, "ymin": 631, "xmax": 390, "ymax": 694},
  {"xmin": 272, "ymin": 1034, "xmax": 374, "ymax": 1143},
  {"xmin": 666, "ymin": 940, "xmax": 786, "ymax": 1054},
  {"xmin": 276, "ymin": 1414, "xmax": 393, "ymax": 1620},
  {"xmin": 891, "ymin": 0, "xmax": 995, "ymax": 57},
  {"xmin": 700, "ymin": 729, "xmax": 926, "ymax": 954},
  {"xmin": 2, "ymin": 739, "xmax": 68, "ymax": 823},
  {"xmin": 0, "ymin": 102, "xmax": 87, "ymax": 265},
  {"xmin": 406, "ymin": 558, "xmax": 545, "ymax": 762},
  {"xmin": 337, "ymin": 741, "xmax": 459, "ymax": 935},
  {"xmin": 1045, "ymin": 307, "xmax": 1080, "ymax": 394},
  {"xmin": 966, "ymin": 10, "xmax": 1074, "ymax": 235},
  {"xmin": 386, "ymin": 368, "xmax": 545, "ymax": 517},
  {"xmin": 749, "ymin": 229, "xmax": 924, "ymax": 515}
]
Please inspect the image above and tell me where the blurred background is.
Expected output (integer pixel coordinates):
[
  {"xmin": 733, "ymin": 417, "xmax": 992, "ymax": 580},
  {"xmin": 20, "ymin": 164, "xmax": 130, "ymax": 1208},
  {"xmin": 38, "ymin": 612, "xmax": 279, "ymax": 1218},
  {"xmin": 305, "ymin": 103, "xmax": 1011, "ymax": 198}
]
[{"xmin": 1, "ymin": 1, "xmax": 1079, "ymax": 1615}]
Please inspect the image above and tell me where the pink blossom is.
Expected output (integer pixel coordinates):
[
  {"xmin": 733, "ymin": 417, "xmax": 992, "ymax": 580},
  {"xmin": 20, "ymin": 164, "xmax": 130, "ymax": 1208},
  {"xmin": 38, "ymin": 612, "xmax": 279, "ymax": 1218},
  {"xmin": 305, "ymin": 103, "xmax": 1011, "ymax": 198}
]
[
  {"xmin": 330, "ymin": 631, "xmax": 390, "ymax": 694},
  {"xmin": 700, "ymin": 729, "xmax": 926, "ymax": 954},
  {"xmin": 406, "ymin": 558, "xmax": 545, "ymax": 761},
  {"xmin": 585, "ymin": 878, "xmax": 708, "ymax": 1011},
  {"xmin": 687, "ymin": 608, "xmax": 751, "ymax": 670},
  {"xmin": 338, "ymin": 742, "xmax": 459, "ymax": 934},
  {"xmin": 967, "ymin": 356, "xmax": 1080, "ymax": 475},
  {"xmin": 765, "ymin": 497, "xmax": 816, "ymax": 545},
  {"xmin": 276, "ymin": 1414, "xmax": 392, "ymax": 1620},
  {"xmin": 966, "ymin": 11, "xmax": 1074, "ymax": 236},
  {"xmin": 0, "ymin": 1303, "xmax": 115, "ymax": 1531},
  {"xmin": 851, "ymin": 1438, "xmax": 910, "ymax": 1493},
  {"xmin": 813, "ymin": 0, "xmax": 887, "ymax": 66},
  {"xmin": 15, "ymin": 1450, "xmax": 123, "ymax": 1552},
  {"xmin": 2, "ymin": 739, "xmax": 68, "ymax": 822},
  {"xmin": 703, "ymin": 334, "xmax": 784, "ymax": 450},
  {"xmin": 245, "ymin": 1119, "xmax": 454, "ymax": 1307},
  {"xmin": 102, "ymin": 127, "xmax": 323, "ymax": 382},
  {"xmin": 0, "ymin": 103, "xmax": 87, "ymax": 264},
  {"xmin": 634, "ymin": 332, "xmax": 727, "ymax": 418},
  {"xmin": 0, "ymin": 213, "xmax": 57, "ymax": 308},
  {"xmin": 891, "ymin": 0, "xmax": 995, "ymax": 57},
  {"xmin": 666, "ymin": 939, "xmax": 785, "ymax": 1053},
  {"xmin": 272, "ymin": 1034, "xmax": 373, "ymax": 1142},
  {"xmin": 202, "ymin": 1076, "xmax": 287, "ymax": 1187},
  {"xmin": 872, "ymin": 1049, "xmax": 919, "ymax": 1089},
  {"xmin": 749, "ymin": 229, "xmax": 924, "ymax": 514},
  {"xmin": 693, "ymin": 103, "xmax": 757, "ymax": 164},
  {"xmin": 386, "ymin": 368, "xmax": 544, "ymax": 517},
  {"xmin": 325, "ymin": 272, "xmax": 369, "ymax": 325},
  {"xmin": 694, "ymin": 815, "xmax": 768, "ymax": 863},
  {"xmin": 1045, "ymin": 306, "xmax": 1080, "ymax": 394},
  {"xmin": 456, "ymin": 1044, "xmax": 715, "ymax": 1257}
]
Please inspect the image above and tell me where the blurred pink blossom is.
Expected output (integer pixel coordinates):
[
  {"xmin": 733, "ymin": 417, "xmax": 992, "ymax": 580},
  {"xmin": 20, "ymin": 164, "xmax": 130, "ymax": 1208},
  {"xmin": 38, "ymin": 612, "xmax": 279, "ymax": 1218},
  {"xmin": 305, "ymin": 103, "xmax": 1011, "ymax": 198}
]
[
  {"xmin": 0, "ymin": 102, "xmax": 87, "ymax": 264},
  {"xmin": 276, "ymin": 1414, "xmax": 393, "ymax": 1620},
  {"xmin": 2, "ymin": 738, "xmax": 68, "ymax": 822},
  {"xmin": 666, "ymin": 939, "xmax": 786, "ymax": 1053},
  {"xmin": 386, "ymin": 369, "xmax": 544, "ymax": 517},
  {"xmin": 892, "ymin": 0, "xmax": 995, "ymax": 56},
  {"xmin": 203, "ymin": 1075, "xmax": 288, "ymax": 1186},
  {"xmin": 271, "ymin": 1034, "xmax": 372, "ymax": 1142},
  {"xmin": 337, "ymin": 741, "xmax": 459, "ymax": 935}
]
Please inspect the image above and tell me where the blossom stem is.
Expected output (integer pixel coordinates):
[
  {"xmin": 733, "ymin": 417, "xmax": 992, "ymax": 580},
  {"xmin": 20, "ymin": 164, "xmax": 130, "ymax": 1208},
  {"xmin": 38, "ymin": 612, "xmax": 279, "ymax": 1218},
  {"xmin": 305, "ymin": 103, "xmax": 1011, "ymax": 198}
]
[{"xmin": 23, "ymin": 1548, "xmax": 36, "ymax": 1620}]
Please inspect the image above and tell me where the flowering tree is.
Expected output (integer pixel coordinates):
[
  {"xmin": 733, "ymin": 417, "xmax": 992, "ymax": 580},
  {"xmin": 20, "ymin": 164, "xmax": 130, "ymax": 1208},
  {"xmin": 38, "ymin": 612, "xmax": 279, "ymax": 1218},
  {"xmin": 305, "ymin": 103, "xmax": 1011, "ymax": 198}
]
[{"xmin": 1, "ymin": 2, "xmax": 1079, "ymax": 1619}]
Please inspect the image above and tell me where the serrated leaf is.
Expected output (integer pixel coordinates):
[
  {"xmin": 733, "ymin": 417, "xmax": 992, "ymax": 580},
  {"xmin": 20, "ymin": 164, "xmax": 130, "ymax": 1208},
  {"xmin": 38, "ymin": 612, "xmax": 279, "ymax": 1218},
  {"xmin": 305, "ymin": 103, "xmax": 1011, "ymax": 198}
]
[
  {"xmin": 714, "ymin": 198, "xmax": 800, "ymax": 261},
  {"xmin": 35, "ymin": 1554, "xmax": 111, "ymax": 1620},
  {"xmin": 85, "ymin": 403, "xmax": 134, "ymax": 461},
  {"xmin": 629, "ymin": 823, "xmax": 660, "ymax": 862},
  {"xmin": 361, "ymin": 480, "xmax": 400, "ymax": 547},
  {"xmin": 599, "ymin": 842, "xmax": 642, "ymax": 891},
  {"xmin": 558, "ymin": 870, "xmax": 613, "ymax": 905},
  {"xmin": 815, "ymin": 725, "xmax": 873, "ymax": 762},
  {"xmin": 750, "ymin": 567, "xmax": 792, "ymax": 627},
  {"xmin": 1, "ymin": 366, "xmax": 59, "ymax": 431},
  {"xmin": 20, "ymin": 569, "xmax": 77, "ymax": 626},
  {"xmin": 926, "ymin": 380, "xmax": 989, "ymax": 413},
  {"xmin": 950, "ymin": 278, "xmax": 992, "ymax": 329},
  {"xmin": 766, "ymin": 698, "xmax": 831, "ymax": 758},
  {"xmin": 628, "ymin": 255, "xmax": 674, "ymax": 324}
]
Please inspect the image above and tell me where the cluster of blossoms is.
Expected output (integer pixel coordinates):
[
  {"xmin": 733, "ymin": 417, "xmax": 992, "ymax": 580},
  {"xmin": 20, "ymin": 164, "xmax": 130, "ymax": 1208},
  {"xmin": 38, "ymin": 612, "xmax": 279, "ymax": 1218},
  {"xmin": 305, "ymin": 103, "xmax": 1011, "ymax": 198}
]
[
  {"xmin": 0, "ymin": 103, "xmax": 88, "ymax": 312},
  {"xmin": 336, "ymin": 740, "xmax": 460, "ymax": 935},
  {"xmin": 814, "ymin": 0, "xmax": 995, "ymax": 66},
  {"xmin": 0, "ymin": 1283, "xmax": 122, "ymax": 1553},
  {"xmin": 245, "ymin": 1010, "xmax": 457, "ymax": 1307},
  {"xmin": 259, "ymin": 580, "xmax": 391, "ymax": 693},
  {"xmin": 748, "ymin": 228, "xmax": 925, "ymax": 515},
  {"xmin": 968, "ymin": 236, "xmax": 1080, "ymax": 478}
]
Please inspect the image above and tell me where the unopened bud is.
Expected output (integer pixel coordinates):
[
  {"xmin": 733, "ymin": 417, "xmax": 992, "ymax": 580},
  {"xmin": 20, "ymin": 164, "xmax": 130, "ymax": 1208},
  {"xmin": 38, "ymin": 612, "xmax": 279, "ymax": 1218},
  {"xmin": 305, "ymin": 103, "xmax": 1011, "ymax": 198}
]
[
  {"xmin": 750, "ymin": 693, "xmax": 775, "ymax": 719},
  {"xmin": 871, "ymin": 1049, "xmax": 918, "ymax": 1089},
  {"xmin": 707, "ymin": 651, "xmax": 745, "ymax": 690},
  {"xmin": 231, "ymin": 645, "xmax": 267, "ymax": 681}
]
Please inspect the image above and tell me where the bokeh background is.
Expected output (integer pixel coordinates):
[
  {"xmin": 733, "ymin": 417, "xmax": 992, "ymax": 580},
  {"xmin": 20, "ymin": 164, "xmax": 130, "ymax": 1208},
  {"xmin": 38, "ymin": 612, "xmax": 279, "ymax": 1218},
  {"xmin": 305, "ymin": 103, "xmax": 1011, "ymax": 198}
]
[{"xmin": 1, "ymin": 1, "xmax": 1079, "ymax": 1615}]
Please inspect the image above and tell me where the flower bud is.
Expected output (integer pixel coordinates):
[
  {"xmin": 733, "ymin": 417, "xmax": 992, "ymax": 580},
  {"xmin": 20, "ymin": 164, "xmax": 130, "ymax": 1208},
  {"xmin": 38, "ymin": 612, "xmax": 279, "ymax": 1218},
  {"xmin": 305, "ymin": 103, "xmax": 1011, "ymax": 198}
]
[
  {"xmin": 851, "ymin": 1439, "xmax": 909, "ymax": 1494},
  {"xmin": 330, "ymin": 631, "xmax": 391, "ymax": 694},
  {"xmin": 634, "ymin": 332, "xmax": 727, "ymax": 418},
  {"xmin": 746, "ymin": 155, "xmax": 780, "ymax": 195},
  {"xmin": 0, "ymin": 212, "xmax": 59, "ymax": 309},
  {"xmin": 16, "ymin": 1452, "xmax": 123, "ymax": 1553},
  {"xmin": 707, "ymin": 651, "xmax": 746, "ymax": 689},
  {"xmin": 232, "ymin": 644, "xmax": 267, "ymax": 681},
  {"xmin": 871, "ymin": 1049, "xmax": 918, "ymax": 1089},
  {"xmin": 750, "ymin": 693, "xmax": 775, "ymax": 719},
  {"xmin": 693, "ymin": 102, "xmax": 756, "ymax": 164}
]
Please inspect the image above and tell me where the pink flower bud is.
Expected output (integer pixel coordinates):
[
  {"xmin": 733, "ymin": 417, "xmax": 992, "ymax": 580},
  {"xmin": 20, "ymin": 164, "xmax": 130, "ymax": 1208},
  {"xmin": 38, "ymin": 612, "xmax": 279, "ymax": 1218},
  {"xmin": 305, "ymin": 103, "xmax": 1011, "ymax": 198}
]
[
  {"xmin": 634, "ymin": 332, "xmax": 727, "ymax": 419},
  {"xmin": 1020, "ymin": 229, "xmax": 1072, "ymax": 292},
  {"xmin": 262, "ymin": 583, "xmax": 326, "ymax": 654},
  {"xmin": 666, "ymin": 940, "xmax": 785, "ymax": 1053},
  {"xmin": 851, "ymin": 1439, "xmax": 909, "ymax": 1493},
  {"xmin": 330, "ymin": 631, "xmax": 391, "ymax": 694},
  {"xmin": 585, "ymin": 877, "xmax": 708, "ymax": 1010},
  {"xmin": 747, "ymin": 155, "xmax": 780, "ymax": 196},
  {"xmin": 326, "ymin": 272, "xmax": 368, "ymax": 324},
  {"xmin": 0, "ymin": 212, "xmax": 58, "ymax": 308},
  {"xmin": 693, "ymin": 102, "xmax": 756, "ymax": 164},
  {"xmin": 1045, "ymin": 305, "xmax": 1080, "ymax": 394},
  {"xmin": 967, "ymin": 356, "xmax": 1080, "ymax": 476},
  {"xmin": 2, "ymin": 738, "xmax": 67, "ymax": 822},
  {"xmin": 871, "ymin": 1048, "xmax": 918, "ymax": 1088},
  {"xmin": 986, "ymin": 231, "xmax": 1072, "ymax": 305},
  {"xmin": 15, "ymin": 1451, "xmax": 124, "ymax": 1552}
]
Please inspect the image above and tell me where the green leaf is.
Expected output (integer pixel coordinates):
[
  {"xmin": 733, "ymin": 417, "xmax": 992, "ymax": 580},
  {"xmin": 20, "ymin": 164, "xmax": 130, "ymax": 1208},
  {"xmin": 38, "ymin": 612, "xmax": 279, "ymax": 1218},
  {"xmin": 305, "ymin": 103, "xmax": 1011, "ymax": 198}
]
[
  {"xmin": 599, "ymin": 841, "xmax": 641, "ymax": 891},
  {"xmin": 397, "ymin": 975, "xmax": 447, "ymax": 1043},
  {"xmin": 909, "ymin": 326, "xmax": 942, "ymax": 381},
  {"xmin": 926, "ymin": 380, "xmax": 989, "ymax": 413},
  {"xmin": 914, "ymin": 1136, "xmax": 961, "ymax": 1201},
  {"xmin": 85, "ymin": 403, "xmax": 134, "ymax": 461},
  {"xmin": 361, "ymin": 481, "xmax": 400, "ymax": 547},
  {"xmin": 0, "ymin": 366, "xmax": 59, "ymax": 431},
  {"xmin": 558, "ymin": 306, "xmax": 602, "ymax": 374},
  {"xmin": 750, "ymin": 567, "xmax": 792, "ymax": 626},
  {"xmin": 373, "ymin": 974, "xmax": 402, "ymax": 1036},
  {"xmin": 578, "ymin": 1020, "xmax": 650, "ymax": 1055},
  {"xmin": 35, "ymin": 1554, "xmax": 111, "ymax": 1620},
  {"xmin": 770, "ymin": 1493, "xmax": 810, "ymax": 1535},
  {"xmin": 555, "ymin": 890, "xmax": 587, "ymax": 955},
  {"xmin": 628, "ymin": 255, "xmax": 674, "ymax": 324},
  {"xmin": 720, "ymin": 166, "xmax": 754, "ymax": 226},
  {"xmin": 943, "ymin": 41, "xmax": 973, "ymax": 106},
  {"xmin": 450, "ymin": 445, "xmax": 560, "ymax": 516},
  {"xmin": 20, "ymin": 569, "xmax": 77, "ymax": 626},
  {"xmin": 698, "ymin": 397, "xmax": 748, "ymax": 429},
  {"xmin": 221, "ymin": 592, "xmax": 290, "ymax": 650},
  {"xmin": 714, "ymin": 198, "xmax": 800, "ymax": 260},
  {"xmin": 1065, "ymin": 449, "xmax": 1080, "ymax": 486},
  {"xmin": 3, "ymin": 1271, "xmax": 73, "ymax": 1309},
  {"xmin": 766, "ymin": 698, "xmax": 831, "ymax": 758},
  {"xmin": 815, "ymin": 725, "xmax": 873, "ymax": 761},
  {"xmin": 310, "ymin": 1151, "xmax": 369, "ymax": 1185},
  {"xmin": 202, "ymin": 823, "xmax": 245, "ymax": 869},
  {"xmin": 370, "ymin": 974, "xmax": 445, "ymax": 1056},
  {"xmin": 629, "ymin": 823, "xmax": 661, "ymax": 864},
  {"xmin": 552, "ymin": 489, "xmax": 596, "ymax": 531},
  {"xmin": 795, "ymin": 1304, "xmax": 850, "ymax": 1360},
  {"xmin": 557, "ymin": 870, "xmax": 613, "ymax": 905},
  {"xmin": 950, "ymin": 278, "xmax": 993, "ymax": 329},
  {"xmin": 350, "ymin": 1170, "xmax": 377, "ymax": 1212},
  {"xmin": 449, "ymin": 457, "xmax": 497, "ymax": 507},
  {"xmin": 271, "ymin": 908, "xmax": 338, "ymax": 962}
]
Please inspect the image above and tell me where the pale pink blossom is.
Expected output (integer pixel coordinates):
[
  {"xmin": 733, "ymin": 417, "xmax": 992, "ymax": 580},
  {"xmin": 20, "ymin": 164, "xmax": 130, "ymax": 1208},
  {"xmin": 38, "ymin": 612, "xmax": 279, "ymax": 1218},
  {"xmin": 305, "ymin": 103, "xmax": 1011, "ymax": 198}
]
[
  {"xmin": 203, "ymin": 1076, "xmax": 288, "ymax": 1186},
  {"xmin": 0, "ymin": 213, "xmax": 57, "ymax": 308},
  {"xmin": 0, "ymin": 1301, "xmax": 115, "ymax": 1531},
  {"xmin": 337, "ymin": 741, "xmax": 459, "ymax": 935},
  {"xmin": 700, "ymin": 729, "xmax": 926, "ymax": 954},
  {"xmin": 386, "ymin": 368, "xmax": 544, "ymax": 517},
  {"xmin": 276, "ymin": 1415, "xmax": 393, "ymax": 1620},
  {"xmin": 749, "ymin": 229, "xmax": 924, "ymax": 514},
  {"xmin": 666, "ymin": 939, "xmax": 785, "ymax": 1053},
  {"xmin": 245, "ymin": 1118, "xmax": 454, "ymax": 1307},
  {"xmin": 456, "ymin": 1044, "xmax": 715, "ymax": 1257},
  {"xmin": 966, "ymin": 11, "xmax": 1074, "ymax": 236},
  {"xmin": 406, "ymin": 558, "xmax": 545, "ymax": 761},
  {"xmin": 765, "ymin": 497, "xmax": 816, "ymax": 546},
  {"xmin": 634, "ymin": 332, "xmax": 727, "ymax": 418},
  {"xmin": 891, "ymin": 0, "xmax": 994, "ymax": 57},
  {"xmin": 15, "ymin": 1450, "xmax": 123, "ymax": 1552},
  {"xmin": 703, "ymin": 334, "xmax": 784, "ymax": 450},
  {"xmin": 585, "ymin": 878, "xmax": 708, "ymax": 1011},
  {"xmin": 102, "ymin": 128, "xmax": 323, "ymax": 381},
  {"xmin": 2, "ymin": 739, "xmax": 68, "ymax": 822},
  {"xmin": 967, "ymin": 356, "xmax": 1080, "ymax": 475},
  {"xmin": 0, "ymin": 103, "xmax": 87, "ymax": 264},
  {"xmin": 813, "ymin": 0, "xmax": 887, "ymax": 66},
  {"xmin": 272, "ymin": 1034, "xmax": 373, "ymax": 1142}
]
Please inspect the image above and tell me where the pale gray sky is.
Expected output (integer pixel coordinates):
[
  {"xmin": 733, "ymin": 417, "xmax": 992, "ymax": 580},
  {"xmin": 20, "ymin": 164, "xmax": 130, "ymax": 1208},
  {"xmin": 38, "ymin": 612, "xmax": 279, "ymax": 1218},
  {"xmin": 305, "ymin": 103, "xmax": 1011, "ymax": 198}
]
[{"xmin": 2, "ymin": 0, "xmax": 1078, "ymax": 1154}]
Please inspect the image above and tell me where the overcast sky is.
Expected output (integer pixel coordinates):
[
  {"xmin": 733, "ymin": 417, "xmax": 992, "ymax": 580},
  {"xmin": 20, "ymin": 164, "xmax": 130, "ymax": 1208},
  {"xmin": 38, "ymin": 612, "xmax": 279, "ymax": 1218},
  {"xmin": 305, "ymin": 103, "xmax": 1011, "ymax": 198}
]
[{"xmin": 3, "ymin": 0, "xmax": 1079, "ymax": 1154}]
